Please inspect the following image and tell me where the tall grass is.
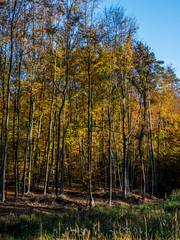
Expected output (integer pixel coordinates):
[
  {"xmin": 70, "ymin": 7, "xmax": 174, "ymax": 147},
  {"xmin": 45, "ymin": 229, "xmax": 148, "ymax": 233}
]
[{"xmin": 0, "ymin": 191, "xmax": 179, "ymax": 239}]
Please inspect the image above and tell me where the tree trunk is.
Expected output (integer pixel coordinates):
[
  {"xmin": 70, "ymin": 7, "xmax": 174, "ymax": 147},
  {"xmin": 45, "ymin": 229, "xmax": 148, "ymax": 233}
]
[
  {"xmin": 56, "ymin": 109, "xmax": 61, "ymax": 196},
  {"xmin": 2, "ymin": 0, "xmax": 17, "ymax": 202},
  {"xmin": 68, "ymin": 127, "xmax": 72, "ymax": 188},
  {"xmin": 55, "ymin": 17, "xmax": 69, "ymax": 195},
  {"xmin": 127, "ymin": 92, "xmax": 131, "ymax": 192},
  {"xmin": 122, "ymin": 97, "xmax": 127, "ymax": 198},
  {"xmin": 108, "ymin": 90, "xmax": 112, "ymax": 206},
  {"xmin": 112, "ymin": 112, "xmax": 117, "ymax": 189},
  {"xmin": 87, "ymin": 49, "xmax": 94, "ymax": 208},
  {"xmin": 0, "ymin": 75, "xmax": 5, "ymax": 192},
  {"xmin": 102, "ymin": 99, "xmax": 107, "ymax": 190},
  {"xmin": 15, "ymin": 55, "xmax": 22, "ymax": 198},
  {"xmin": 27, "ymin": 102, "xmax": 34, "ymax": 193},
  {"xmin": 139, "ymin": 132, "xmax": 146, "ymax": 200},
  {"xmin": 131, "ymin": 138, "xmax": 136, "ymax": 191},
  {"xmin": 33, "ymin": 110, "xmax": 43, "ymax": 189},
  {"xmin": 13, "ymin": 97, "xmax": 16, "ymax": 195},
  {"xmin": 157, "ymin": 114, "xmax": 162, "ymax": 183},
  {"xmin": 60, "ymin": 110, "xmax": 66, "ymax": 194},
  {"xmin": 44, "ymin": 90, "xmax": 54, "ymax": 195},
  {"xmin": 149, "ymin": 105, "xmax": 157, "ymax": 194},
  {"xmin": 38, "ymin": 139, "xmax": 47, "ymax": 187},
  {"xmin": 47, "ymin": 111, "xmax": 56, "ymax": 191},
  {"xmin": 68, "ymin": 89, "xmax": 73, "ymax": 188},
  {"xmin": 23, "ymin": 95, "xmax": 33, "ymax": 197}
]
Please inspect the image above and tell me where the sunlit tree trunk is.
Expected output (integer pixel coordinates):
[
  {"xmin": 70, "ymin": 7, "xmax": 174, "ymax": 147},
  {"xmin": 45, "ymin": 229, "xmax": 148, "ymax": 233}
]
[
  {"xmin": 27, "ymin": 102, "xmax": 34, "ymax": 193},
  {"xmin": 108, "ymin": 89, "xmax": 112, "ymax": 206},
  {"xmin": 149, "ymin": 102, "xmax": 157, "ymax": 195},
  {"xmin": 102, "ymin": 99, "xmax": 107, "ymax": 190},
  {"xmin": 60, "ymin": 109, "xmax": 66, "ymax": 194},
  {"xmin": 23, "ymin": 93, "xmax": 33, "ymax": 197},
  {"xmin": 47, "ymin": 111, "xmax": 56, "ymax": 191},
  {"xmin": 15, "ymin": 54, "xmax": 22, "ymax": 197},
  {"xmin": 122, "ymin": 96, "xmax": 127, "ymax": 198},
  {"xmin": 87, "ymin": 49, "xmax": 94, "ymax": 207},
  {"xmin": 33, "ymin": 108, "xmax": 43, "ymax": 190},
  {"xmin": 44, "ymin": 71, "xmax": 55, "ymax": 194},
  {"xmin": 157, "ymin": 113, "xmax": 162, "ymax": 183}
]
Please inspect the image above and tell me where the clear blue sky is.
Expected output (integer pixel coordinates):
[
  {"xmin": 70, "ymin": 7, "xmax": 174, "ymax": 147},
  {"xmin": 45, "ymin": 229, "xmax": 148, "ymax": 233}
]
[{"xmin": 98, "ymin": 0, "xmax": 180, "ymax": 78}]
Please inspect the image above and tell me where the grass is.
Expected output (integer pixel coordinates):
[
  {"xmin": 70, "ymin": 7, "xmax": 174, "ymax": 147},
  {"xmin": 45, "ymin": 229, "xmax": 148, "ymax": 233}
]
[{"xmin": 0, "ymin": 191, "xmax": 179, "ymax": 239}]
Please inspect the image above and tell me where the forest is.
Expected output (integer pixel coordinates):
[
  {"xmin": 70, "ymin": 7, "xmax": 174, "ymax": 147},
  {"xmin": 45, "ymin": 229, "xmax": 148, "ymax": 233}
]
[{"xmin": 0, "ymin": 0, "xmax": 180, "ymax": 239}]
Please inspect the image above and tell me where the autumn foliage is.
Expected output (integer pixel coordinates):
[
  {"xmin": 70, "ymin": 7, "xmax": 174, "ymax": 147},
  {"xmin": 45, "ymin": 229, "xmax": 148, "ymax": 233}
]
[{"xmin": 0, "ymin": 0, "xmax": 179, "ymax": 203}]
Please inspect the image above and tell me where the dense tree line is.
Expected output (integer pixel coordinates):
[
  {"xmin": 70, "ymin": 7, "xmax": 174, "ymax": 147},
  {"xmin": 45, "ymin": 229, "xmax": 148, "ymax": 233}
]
[{"xmin": 0, "ymin": 0, "xmax": 179, "ymax": 205}]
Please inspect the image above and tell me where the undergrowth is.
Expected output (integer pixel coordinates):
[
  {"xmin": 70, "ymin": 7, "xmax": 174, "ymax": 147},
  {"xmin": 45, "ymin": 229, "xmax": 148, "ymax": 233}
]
[{"xmin": 0, "ymin": 191, "xmax": 179, "ymax": 239}]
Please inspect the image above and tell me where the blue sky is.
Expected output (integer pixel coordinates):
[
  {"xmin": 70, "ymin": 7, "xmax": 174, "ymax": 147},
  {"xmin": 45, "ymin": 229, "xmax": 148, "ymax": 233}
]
[{"xmin": 98, "ymin": 0, "xmax": 180, "ymax": 78}]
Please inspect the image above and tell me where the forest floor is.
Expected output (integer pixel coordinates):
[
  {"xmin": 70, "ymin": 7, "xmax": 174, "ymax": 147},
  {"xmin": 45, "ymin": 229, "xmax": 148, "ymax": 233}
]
[
  {"xmin": 0, "ymin": 188, "xmax": 179, "ymax": 240},
  {"xmin": 0, "ymin": 187, "xmax": 162, "ymax": 217}
]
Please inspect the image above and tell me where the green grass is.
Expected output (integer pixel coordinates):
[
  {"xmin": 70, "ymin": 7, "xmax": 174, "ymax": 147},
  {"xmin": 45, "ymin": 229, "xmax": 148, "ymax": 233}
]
[{"xmin": 0, "ymin": 192, "xmax": 179, "ymax": 239}]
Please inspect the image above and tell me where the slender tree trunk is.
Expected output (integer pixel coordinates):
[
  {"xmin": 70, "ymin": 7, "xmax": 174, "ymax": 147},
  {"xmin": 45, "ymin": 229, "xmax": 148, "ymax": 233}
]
[
  {"xmin": 117, "ymin": 155, "xmax": 122, "ymax": 190},
  {"xmin": 91, "ymin": 85, "xmax": 94, "ymax": 188},
  {"xmin": 102, "ymin": 99, "xmax": 107, "ymax": 190},
  {"xmin": 146, "ymin": 117, "xmax": 151, "ymax": 195},
  {"xmin": 80, "ymin": 132, "xmax": 85, "ymax": 187},
  {"xmin": 15, "ymin": 55, "xmax": 22, "ymax": 197},
  {"xmin": 33, "ymin": 110, "xmax": 43, "ymax": 189},
  {"xmin": 139, "ymin": 94, "xmax": 148, "ymax": 199},
  {"xmin": 131, "ymin": 138, "xmax": 136, "ymax": 191},
  {"xmin": 0, "ymin": 45, "xmax": 6, "ymax": 190},
  {"xmin": 56, "ymin": 19, "xmax": 69, "ymax": 195},
  {"xmin": 2, "ymin": 0, "xmax": 17, "ymax": 202},
  {"xmin": 108, "ymin": 90, "xmax": 112, "ymax": 206},
  {"xmin": 113, "ymin": 126, "xmax": 121, "ymax": 190},
  {"xmin": 56, "ymin": 109, "xmax": 61, "ymax": 196},
  {"xmin": 0, "ymin": 75, "xmax": 5, "ymax": 191},
  {"xmin": 44, "ymin": 91, "xmax": 54, "ymax": 195},
  {"xmin": 157, "ymin": 113, "xmax": 162, "ymax": 183},
  {"xmin": 0, "ymin": 46, "xmax": 4, "ymax": 178},
  {"xmin": 112, "ymin": 113, "xmax": 117, "ymax": 189},
  {"xmin": 139, "ymin": 132, "xmax": 146, "ymax": 200},
  {"xmin": 22, "ymin": 95, "xmax": 33, "ymax": 197},
  {"xmin": 127, "ymin": 92, "xmax": 131, "ymax": 192},
  {"xmin": 38, "ymin": 139, "xmax": 47, "ymax": 187},
  {"xmin": 149, "ymin": 106, "xmax": 157, "ymax": 194},
  {"xmin": 56, "ymin": 81, "xmax": 68, "ymax": 195},
  {"xmin": 87, "ymin": 50, "xmax": 94, "ymax": 208},
  {"xmin": 122, "ymin": 97, "xmax": 127, "ymax": 198},
  {"xmin": 60, "ymin": 110, "xmax": 66, "ymax": 194},
  {"xmin": 27, "ymin": 102, "xmax": 34, "ymax": 193},
  {"xmin": 68, "ymin": 127, "xmax": 72, "ymax": 188},
  {"xmin": 13, "ymin": 97, "xmax": 16, "ymax": 194},
  {"xmin": 145, "ymin": 101, "xmax": 154, "ymax": 197},
  {"xmin": 79, "ymin": 134, "xmax": 83, "ymax": 184},
  {"xmin": 68, "ymin": 90, "xmax": 73, "ymax": 188},
  {"xmin": 47, "ymin": 111, "xmax": 56, "ymax": 191}
]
